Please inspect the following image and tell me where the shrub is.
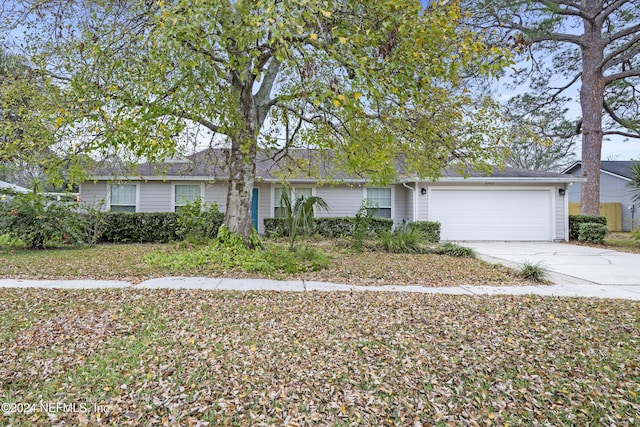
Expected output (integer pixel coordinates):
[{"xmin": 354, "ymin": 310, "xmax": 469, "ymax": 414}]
[
  {"xmin": 569, "ymin": 215, "xmax": 606, "ymax": 240},
  {"xmin": 264, "ymin": 216, "xmax": 394, "ymax": 239},
  {"xmin": 145, "ymin": 239, "xmax": 330, "ymax": 275},
  {"xmin": 0, "ymin": 193, "xmax": 84, "ymax": 249},
  {"xmin": 433, "ymin": 242, "xmax": 477, "ymax": 258},
  {"xmin": 519, "ymin": 260, "xmax": 549, "ymax": 283},
  {"xmin": 264, "ymin": 217, "xmax": 287, "ymax": 237},
  {"xmin": 80, "ymin": 204, "xmax": 107, "ymax": 246},
  {"xmin": 176, "ymin": 198, "xmax": 225, "ymax": 244},
  {"xmin": 352, "ymin": 200, "xmax": 375, "ymax": 251},
  {"xmin": 578, "ymin": 222, "xmax": 608, "ymax": 244},
  {"xmin": 632, "ymin": 226, "xmax": 640, "ymax": 242},
  {"xmin": 406, "ymin": 221, "xmax": 440, "ymax": 243},
  {"xmin": 99, "ymin": 212, "xmax": 179, "ymax": 243},
  {"xmin": 377, "ymin": 225, "xmax": 431, "ymax": 254}
]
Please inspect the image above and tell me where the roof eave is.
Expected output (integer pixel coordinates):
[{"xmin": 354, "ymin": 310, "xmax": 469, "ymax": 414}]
[{"xmin": 402, "ymin": 176, "xmax": 587, "ymax": 184}]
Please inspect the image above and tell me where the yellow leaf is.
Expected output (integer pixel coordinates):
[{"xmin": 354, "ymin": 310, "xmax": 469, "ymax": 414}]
[
  {"xmin": 321, "ymin": 10, "xmax": 332, "ymax": 17},
  {"xmin": 332, "ymin": 99, "xmax": 341, "ymax": 107},
  {"xmin": 339, "ymin": 36, "xmax": 347, "ymax": 44},
  {"xmin": 354, "ymin": 92, "xmax": 361, "ymax": 101},
  {"xmin": 310, "ymin": 33, "xmax": 318, "ymax": 41},
  {"xmin": 337, "ymin": 94, "xmax": 346, "ymax": 101}
]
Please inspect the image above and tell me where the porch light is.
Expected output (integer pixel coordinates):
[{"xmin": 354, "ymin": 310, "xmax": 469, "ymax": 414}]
[{"xmin": 420, "ymin": 188, "xmax": 427, "ymax": 195}]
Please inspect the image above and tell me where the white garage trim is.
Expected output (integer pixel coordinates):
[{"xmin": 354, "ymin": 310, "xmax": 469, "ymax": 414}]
[{"xmin": 428, "ymin": 186, "xmax": 555, "ymax": 241}]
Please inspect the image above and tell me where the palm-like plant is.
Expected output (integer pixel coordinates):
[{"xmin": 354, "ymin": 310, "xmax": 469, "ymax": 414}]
[
  {"xmin": 629, "ymin": 163, "xmax": 640, "ymax": 203},
  {"xmin": 280, "ymin": 190, "xmax": 329, "ymax": 250}
]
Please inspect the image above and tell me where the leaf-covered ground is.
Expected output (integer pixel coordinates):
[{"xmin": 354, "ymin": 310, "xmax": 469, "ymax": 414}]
[
  {"xmin": 1, "ymin": 289, "xmax": 638, "ymax": 426},
  {"xmin": 0, "ymin": 241, "xmax": 529, "ymax": 287}
]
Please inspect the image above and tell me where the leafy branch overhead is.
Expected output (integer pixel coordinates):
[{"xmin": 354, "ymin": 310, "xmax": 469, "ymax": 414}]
[{"xmin": 6, "ymin": 0, "xmax": 511, "ymax": 240}]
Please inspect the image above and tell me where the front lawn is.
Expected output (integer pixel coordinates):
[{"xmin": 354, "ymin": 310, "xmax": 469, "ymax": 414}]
[
  {"xmin": 0, "ymin": 240, "xmax": 529, "ymax": 287},
  {"xmin": 1, "ymin": 289, "xmax": 638, "ymax": 425}
]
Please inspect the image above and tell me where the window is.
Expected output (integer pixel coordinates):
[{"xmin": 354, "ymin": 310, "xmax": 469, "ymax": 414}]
[
  {"xmin": 110, "ymin": 184, "xmax": 137, "ymax": 212},
  {"xmin": 274, "ymin": 187, "xmax": 313, "ymax": 217},
  {"xmin": 366, "ymin": 187, "xmax": 392, "ymax": 218},
  {"xmin": 174, "ymin": 184, "xmax": 202, "ymax": 211}
]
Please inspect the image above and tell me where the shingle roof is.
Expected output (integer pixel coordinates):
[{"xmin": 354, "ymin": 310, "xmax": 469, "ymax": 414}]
[
  {"xmin": 600, "ymin": 161, "xmax": 640, "ymax": 180},
  {"xmin": 91, "ymin": 148, "xmax": 580, "ymax": 183},
  {"xmin": 563, "ymin": 160, "xmax": 640, "ymax": 180}
]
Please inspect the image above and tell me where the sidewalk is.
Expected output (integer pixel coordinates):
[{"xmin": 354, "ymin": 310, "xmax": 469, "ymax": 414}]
[{"xmin": 1, "ymin": 277, "xmax": 639, "ymax": 300}]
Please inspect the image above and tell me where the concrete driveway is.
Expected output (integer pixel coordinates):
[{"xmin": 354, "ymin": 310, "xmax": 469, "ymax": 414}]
[{"xmin": 462, "ymin": 241, "xmax": 640, "ymax": 286}]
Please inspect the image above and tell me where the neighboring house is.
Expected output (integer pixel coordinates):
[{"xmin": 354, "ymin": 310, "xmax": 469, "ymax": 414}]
[
  {"xmin": 0, "ymin": 180, "xmax": 30, "ymax": 199},
  {"xmin": 80, "ymin": 149, "xmax": 584, "ymax": 241},
  {"xmin": 563, "ymin": 161, "xmax": 640, "ymax": 231}
]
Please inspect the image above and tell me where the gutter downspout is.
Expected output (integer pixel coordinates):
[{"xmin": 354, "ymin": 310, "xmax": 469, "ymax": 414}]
[{"xmin": 565, "ymin": 183, "xmax": 571, "ymax": 241}]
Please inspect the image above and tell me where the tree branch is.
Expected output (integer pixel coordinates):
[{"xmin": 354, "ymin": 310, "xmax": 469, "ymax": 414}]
[
  {"xmin": 596, "ymin": 0, "xmax": 631, "ymax": 26},
  {"xmin": 539, "ymin": 1, "xmax": 590, "ymax": 20},
  {"xmin": 603, "ymin": 130, "xmax": 640, "ymax": 138},
  {"xmin": 499, "ymin": 18, "xmax": 585, "ymax": 47},
  {"xmin": 603, "ymin": 99, "xmax": 639, "ymax": 134},
  {"xmin": 606, "ymin": 23, "xmax": 640, "ymax": 44},
  {"xmin": 255, "ymin": 58, "xmax": 281, "ymax": 123},
  {"xmin": 171, "ymin": 110, "xmax": 221, "ymax": 134},
  {"xmin": 545, "ymin": 71, "xmax": 582, "ymax": 101},
  {"xmin": 605, "ymin": 69, "xmax": 640, "ymax": 84},
  {"xmin": 602, "ymin": 35, "xmax": 640, "ymax": 70}
]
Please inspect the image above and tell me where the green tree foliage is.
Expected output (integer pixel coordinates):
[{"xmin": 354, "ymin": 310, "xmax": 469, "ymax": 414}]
[
  {"xmin": 0, "ymin": 48, "xmax": 90, "ymax": 188},
  {"xmin": 466, "ymin": 0, "xmax": 640, "ymax": 214},
  {"xmin": 8, "ymin": 0, "xmax": 510, "ymax": 243}
]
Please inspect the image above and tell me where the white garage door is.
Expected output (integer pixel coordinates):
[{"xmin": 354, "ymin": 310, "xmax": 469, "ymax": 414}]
[{"xmin": 430, "ymin": 189, "xmax": 553, "ymax": 241}]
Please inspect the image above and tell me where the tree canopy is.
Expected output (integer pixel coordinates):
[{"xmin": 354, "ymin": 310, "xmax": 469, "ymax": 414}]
[{"xmin": 5, "ymin": 0, "xmax": 510, "ymax": 241}]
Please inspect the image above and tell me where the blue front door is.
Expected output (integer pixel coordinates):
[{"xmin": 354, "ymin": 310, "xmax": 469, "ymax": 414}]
[{"xmin": 251, "ymin": 188, "xmax": 259, "ymax": 231}]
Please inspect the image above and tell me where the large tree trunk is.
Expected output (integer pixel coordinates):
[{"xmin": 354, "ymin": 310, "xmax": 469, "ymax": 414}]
[
  {"xmin": 224, "ymin": 83, "xmax": 259, "ymax": 246},
  {"xmin": 225, "ymin": 135, "xmax": 257, "ymax": 244},
  {"xmin": 579, "ymin": 6, "xmax": 605, "ymax": 216}
]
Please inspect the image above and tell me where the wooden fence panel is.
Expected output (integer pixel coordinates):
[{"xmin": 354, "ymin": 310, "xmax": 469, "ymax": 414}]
[{"xmin": 569, "ymin": 202, "xmax": 622, "ymax": 231}]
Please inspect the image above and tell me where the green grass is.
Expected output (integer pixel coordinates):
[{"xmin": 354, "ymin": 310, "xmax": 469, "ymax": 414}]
[{"xmin": 0, "ymin": 289, "xmax": 638, "ymax": 425}]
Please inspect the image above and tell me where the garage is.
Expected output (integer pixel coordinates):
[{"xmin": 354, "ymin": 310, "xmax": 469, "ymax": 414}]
[{"xmin": 429, "ymin": 188, "xmax": 553, "ymax": 241}]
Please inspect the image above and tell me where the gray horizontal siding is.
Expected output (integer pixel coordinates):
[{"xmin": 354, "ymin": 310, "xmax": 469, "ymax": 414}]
[
  {"xmin": 79, "ymin": 182, "xmax": 109, "ymax": 210},
  {"xmin": 204, "ymin": 182, "xmax": 228, "ymax": 211},
  {"xmin": 314, "ymin": 184, "xmax": 364, "ymax": 217},
  {"xmin": 139, "ymin": 182, "xmax": 172, "ymax": 212}
]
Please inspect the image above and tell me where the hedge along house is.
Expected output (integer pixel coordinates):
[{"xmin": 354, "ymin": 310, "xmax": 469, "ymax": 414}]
[{"xmin": 80, "ymin": 148, "xmax": 584, "ymax": 241}]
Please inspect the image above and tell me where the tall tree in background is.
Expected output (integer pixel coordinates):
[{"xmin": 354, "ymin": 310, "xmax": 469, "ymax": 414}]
[
  {"xmin": 7, "ymin": 0, "xmax": 509, "ymax": 243},
  {"xmin": 468, "ymin": 0, "xmax": 640, "ymax": 214},
  {"xmin": 502, "ymin": 94, "xmax": 578, "ymax": 171}
]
